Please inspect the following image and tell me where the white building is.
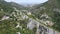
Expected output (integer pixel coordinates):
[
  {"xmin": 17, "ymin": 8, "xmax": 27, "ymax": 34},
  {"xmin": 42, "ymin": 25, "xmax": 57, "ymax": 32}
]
[
  {"xmin": 15, "ymin": 23, "xmax": 22, "ymax": 29},
  {"xmin": 17, "ymin": 32, "xmax": 21, "ymax": 34},
  {"xmin": 40, "ymin": 14, "xmax": 50, "ymax": 19},
  {"xmin": 27, "ymin": 12, "xmax": 31, "ymax": 15},
  {"xmin": 1, "ymin": 16, "xmax": 9, "ymax": 20}
]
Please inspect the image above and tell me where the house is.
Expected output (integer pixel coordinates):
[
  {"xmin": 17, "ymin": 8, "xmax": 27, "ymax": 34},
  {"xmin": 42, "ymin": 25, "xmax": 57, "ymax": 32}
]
[{"xmin": 1, "ymin": 16, "xmax": 9, "ymax": 20}]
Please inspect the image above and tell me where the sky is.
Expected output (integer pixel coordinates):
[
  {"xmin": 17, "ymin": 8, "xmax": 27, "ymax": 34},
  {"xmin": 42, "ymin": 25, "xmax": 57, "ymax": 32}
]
[{"xmin": 5, "ymin": 0, "xmax": 48, "ymax": 4}]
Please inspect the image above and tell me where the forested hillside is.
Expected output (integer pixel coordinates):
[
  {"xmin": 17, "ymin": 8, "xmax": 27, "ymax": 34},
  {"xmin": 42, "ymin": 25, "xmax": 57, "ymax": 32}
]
[
  {"xmin": 0, "ymin": 0, "xmax": 60, "ymax": 34},
  {"xmin": 30, "ymin": 0, "xmax": 60, "ymax": 32}
]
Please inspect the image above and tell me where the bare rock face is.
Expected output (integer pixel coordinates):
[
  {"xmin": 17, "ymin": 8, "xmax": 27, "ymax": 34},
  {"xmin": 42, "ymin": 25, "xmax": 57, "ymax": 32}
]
[
  {"xmin": 27, "ymin": 18, "xmax": 60, "ymax": 34},
  {"xmin": 27, "ymin": 18, "xmax": 39, "ymax": 30}
]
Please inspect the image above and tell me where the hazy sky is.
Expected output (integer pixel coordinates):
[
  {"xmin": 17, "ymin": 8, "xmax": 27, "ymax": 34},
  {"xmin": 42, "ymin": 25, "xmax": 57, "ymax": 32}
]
[{"xmin": 5, "ymin": 0, "xmax": 48, "ymax": 4}]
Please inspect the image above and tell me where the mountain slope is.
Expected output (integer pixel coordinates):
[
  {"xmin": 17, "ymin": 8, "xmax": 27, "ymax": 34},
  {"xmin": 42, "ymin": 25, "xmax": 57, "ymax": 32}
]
[
  {"xmin": 0, "ymin": 0, "xmax": 60, "ymax": 34},
  {"xmin": 0, "ymin": 0, "xmax": 35, "ymax": 34},
  {"xmin": 30, "ymin": 0, "xmax": 60, "ymax": 32}
]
